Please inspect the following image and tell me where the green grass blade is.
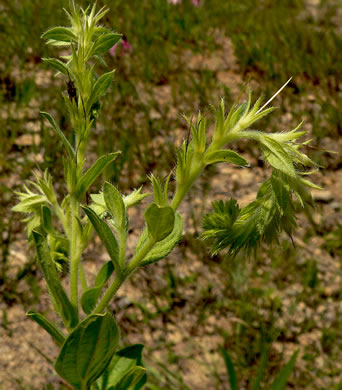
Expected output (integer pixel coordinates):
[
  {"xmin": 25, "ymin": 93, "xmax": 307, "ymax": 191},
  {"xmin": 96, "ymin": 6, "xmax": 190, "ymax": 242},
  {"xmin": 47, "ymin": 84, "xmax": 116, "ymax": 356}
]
[
  {"xmin": 270, "ymin": 350, "xmax": 299, "ymax": 390},
  {"xmin": 220, "ymin": 346, "xmax": 238, "ymax": 390}
]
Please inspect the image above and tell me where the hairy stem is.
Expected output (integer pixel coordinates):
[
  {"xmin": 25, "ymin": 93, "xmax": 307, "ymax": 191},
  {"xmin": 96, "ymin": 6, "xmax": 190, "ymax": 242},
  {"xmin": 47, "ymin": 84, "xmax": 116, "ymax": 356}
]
[
  {"xmin": 171, "ymin": 161, "xmax": 204, "ymax": 210},
  {"xmin": 93, "ymin": 273, "xmax": 125, "ymax": 314},
  {"xmin": 127, "ymin": 236, "xmax": 157, "ymax": 273},
  {"xmin": 80, "ymin": 263, "xmax": 88, "ymax": 291},
  {"xmin": 54, "ymin": 203, "xmax": 69, "ymax": 236},
  {"xmin": 70, "ymin": 195, "xmax": 81, "ymax": 320},
  {"xmin": 94, "ymin": 236, "xmax": 156, "ymax": 314},
  {"xmin": 118, "ymin": 230, "xmax": 127, "ymax": 268}
]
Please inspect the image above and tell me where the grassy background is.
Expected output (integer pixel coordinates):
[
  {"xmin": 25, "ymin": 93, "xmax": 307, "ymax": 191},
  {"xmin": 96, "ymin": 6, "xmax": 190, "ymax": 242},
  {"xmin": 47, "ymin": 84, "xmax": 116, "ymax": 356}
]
[{"xmin": 0, "ymin": 0, "xmax": 341, "ymax": 388}]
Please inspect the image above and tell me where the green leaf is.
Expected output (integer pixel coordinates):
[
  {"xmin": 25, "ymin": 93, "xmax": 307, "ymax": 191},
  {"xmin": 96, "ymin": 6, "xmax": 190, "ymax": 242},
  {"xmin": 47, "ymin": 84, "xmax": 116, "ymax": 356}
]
[
  {"xmin": 202, "ymin": 169, "xmax": 312, "ymax": 256},
  {"xmin": 220, "ymin": 347, "xmax": 238, "ymax": 390},
  {"xmin": 32, "ymin": 231, "xmax": 77, "ymax": 329},
  {"xmin": 81, "ymin": 261, "xmax": 115, "ymax": 314},
  {"xmin": 136, "ymin": 212, "xmax": 183, "ymax": 266},
  {"xmin": 95, "ymin": 261, "xmax": 115, "ymax": 287},
  {"xmin": 12, "ymin": 195, "xmax": 46, "ymax": 213},
  {"xmin": 76, "ymin": 153, "xmax": 120, "ymax": 200},
  {"xmin": 26, "ymin": 310, "xmax": 65, "ymax": 346},
  {"xmin": 41, "ymin": 27, "xmax": 76, "ymax": 42},
  {"xmin": 114, "ymin": 366, "xmax": 146, "ymax": 390},
  {"xmin": 97, "ymin": 344, "xmax": 146, "ymax": 390},
  {"xmin": 149, "ymin": 174, "xmax": 171, "ymax": 207},
  {"xmin": 93, "ymin": 26, "xmax": 112, "ymax": 40},
  {"xmin": 144, "ymin": 203, "xmax": 175, "ymax": 242},
  {"xmin": 270, "ymin": 174, "xmax": 290, "ymax": 212},
  {"xmin": 88, "ymin": 70, "xmax": 115, "ymax": 111},
  {"xmin": 81, "ymin": 287, "xmax": 102, "ymax": 315},
  {"xmin": 204, "ymin": 150, "xmax": 248, "ymax": 166},
  {"xmin": 261, "ymin": 137, "xmax": 295, "ymax": 177},
  {"xmin": 124, "ymin": 187, "xmax": 151, "ymax": 208},
  {"xmin": 55, "ymin": 313, "xmax": 120, "ymax": 389},
  {"xmin": 92, "ymin": 33, "xmax": 122, "ymax": 56},
  {"xmin": 41, "ymin": 205, "xmax": 54, "ymax": 234},
  {"xmin": 41, "ymin": 112, "xmax": 75, "ymax": 159},
  {"xmin": 42, "ymin": 58, "xmax": 69, "ymax": 75},
  {"xmin": 270, "ymin": 350, "xmax": 298, "ymax": 390},
  {"xmin": 82, "ymin": 206, "xmax": 120, "ymax": 271},
  {"xmin": 103, "ymin": 182, "xmax": 126, "ymax": 232}
]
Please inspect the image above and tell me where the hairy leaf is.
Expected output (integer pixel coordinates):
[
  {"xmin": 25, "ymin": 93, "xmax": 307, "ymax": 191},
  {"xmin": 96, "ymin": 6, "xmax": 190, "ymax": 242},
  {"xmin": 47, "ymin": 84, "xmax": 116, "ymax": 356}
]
[
  {"xmin": 81, "ymin": 261, "xmax": 115, "ymax": 314},
  {"xmin": 81, "ymin": 287, "xmax": 102, "ymax": 315},
  {"xmin": 202, "ymin": 169, "xmax": 314, "ymax": 256},
  {"xmin": 92, "ymin": 33, "xmax": 122, "ymax": 56},
  {"xmin": 135, "ymin": 212, "xmax": 183, "ymax": 266},
  {"xmin": 144, "ymin": 203, "xmax": 175, "ymax": 242},
  {"xmin": 261, "ymin": 136, "xmax": 296, "ymax": 177},
  {"xmin": 204, "ymin": 150, "xmax": 248, "ymax": 166},
  {"xmin": 124, "ymin": 187, "xmax": 151, "ymax": 208},
  {"xmin": 55, "ymin": 313, "xmax": 120, "ymax": 389},
  {"xmin": 88, "ymin": 70, "xmax": 115, "ymax": 111},
  {"xmin": 95, "ymin": 260, "xmax": 115, "ymax": 287},
  {"xmin": 32, "ymin": 231, "xmax": 77, "ymax": 328},
  {"xmin": 12, "ymin": 194, "xmax": 47, "ymax": 213},
  {"xmin": 97, "ymin": 344, "xmax": 146, "ymax": 390},
  {"xmin": 41, "ymin": 27, "xmax": 76, "ymax": 42},
  {"xmin": 41, "ymin": 205, "xmax": 54, "ymax": 235},
  {"xmin": 41, "ymin": 112, "xmax": 75, "ymax": 158},
  {"xmin": 76, "ymin": 153, "xmax": 120, "ymax": 200},
  {"xmin": 27, "ymin": 310, "xmax": 65, "ymax": 345},
  {"xmin": 82, "ymin": 206, "xmax": 120, "ymax": 271},
  {"xmin": 42, "ymin": 58, "xmax": 69, "ymax": 76},
  {"xmin": 103, "ymin": 182, "xmax": 126, "ymax": 232}
]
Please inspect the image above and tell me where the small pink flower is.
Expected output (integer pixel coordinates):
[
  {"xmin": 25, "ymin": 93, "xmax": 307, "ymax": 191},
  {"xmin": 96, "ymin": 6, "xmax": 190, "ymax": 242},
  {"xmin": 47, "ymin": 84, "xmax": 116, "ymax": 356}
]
[
  {"xmin": 169, "ymin": 0, "xmax": 182, "ymax": 4},
  {"xmin": 109, "ymin": 44, "xmax": 117, "ymax": 56},
  {"xmin": 122, "ymin": 38, "xmax": 133, "ymax": 54},
  {"xmin": 109, "ymin": 35, "xmax": 133, "ymax": 56},
  {"xmin": 192, "ymin": 0, "xmax": 200, "ymax": 5}
]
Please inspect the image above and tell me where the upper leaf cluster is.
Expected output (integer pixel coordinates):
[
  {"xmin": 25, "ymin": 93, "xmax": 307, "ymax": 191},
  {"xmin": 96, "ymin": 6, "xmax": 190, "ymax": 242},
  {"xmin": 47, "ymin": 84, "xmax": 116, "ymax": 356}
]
[{"xmin": 202, "ymin": 169, "xmax": 319, "ymax": 256}]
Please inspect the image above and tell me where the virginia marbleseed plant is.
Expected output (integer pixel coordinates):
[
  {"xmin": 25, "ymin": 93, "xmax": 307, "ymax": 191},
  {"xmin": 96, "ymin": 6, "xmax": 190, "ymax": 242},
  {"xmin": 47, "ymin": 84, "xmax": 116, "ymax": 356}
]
[{"xmin": 13, "ymin": 2, "xmax": 321, "ymax": 389}]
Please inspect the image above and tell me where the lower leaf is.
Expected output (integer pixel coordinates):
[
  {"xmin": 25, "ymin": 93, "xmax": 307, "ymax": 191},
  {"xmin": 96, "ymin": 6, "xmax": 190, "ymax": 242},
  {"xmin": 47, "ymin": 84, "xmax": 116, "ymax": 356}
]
[
  {"xmin": 55, "ymin": 313, "xmax": 120, "ymax": 389},
  {"xmin": 97, "ymin": 344, "xmax": 146, "ymax": 390}
]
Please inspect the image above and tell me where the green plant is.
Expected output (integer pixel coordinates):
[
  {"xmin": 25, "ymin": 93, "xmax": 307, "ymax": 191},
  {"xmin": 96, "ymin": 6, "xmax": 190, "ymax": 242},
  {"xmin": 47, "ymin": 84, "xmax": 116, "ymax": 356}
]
[
  {"xmin": 13, "ymin": 2, "xmax": 320, "ymax": 388},
  {"xmin": 221, "ymin": 345, "xmax": 299, "ymax": 390}
]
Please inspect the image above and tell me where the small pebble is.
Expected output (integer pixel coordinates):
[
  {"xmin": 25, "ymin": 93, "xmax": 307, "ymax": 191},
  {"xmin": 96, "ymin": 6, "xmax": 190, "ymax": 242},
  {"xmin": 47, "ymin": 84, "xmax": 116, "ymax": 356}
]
[{"xmin": 312, "ymin": 190, "xmax": 333, "ymax": 203}]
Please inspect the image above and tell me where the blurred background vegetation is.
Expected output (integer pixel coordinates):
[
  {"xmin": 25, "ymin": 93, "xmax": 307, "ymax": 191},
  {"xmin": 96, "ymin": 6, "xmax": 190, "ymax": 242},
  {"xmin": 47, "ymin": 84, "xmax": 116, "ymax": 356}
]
[{"xmin": 0, "ymin": 0, "xmax": 341, "ymax": 389}]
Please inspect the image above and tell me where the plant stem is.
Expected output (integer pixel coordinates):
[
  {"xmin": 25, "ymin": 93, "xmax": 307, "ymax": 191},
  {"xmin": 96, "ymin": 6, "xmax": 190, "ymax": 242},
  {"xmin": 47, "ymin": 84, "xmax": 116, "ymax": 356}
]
[
  {"xmin": 80, "ymin": 263, "xmax": 88, "ymax": 291},
  {"xmin": 70, "ymin": 195, "xmax": 81, "ymax": 320},
  {"xmin": 94, "ymin": 236, "xmax": 156, "ymax": 314},
  {"xmin": 127, "ymin": 236, "xmax": 156, "ymax": 273},
  {"xmin": 93, "ymin": 273, "xmax": 124, "ymax": 314},
  {"xmin": 119, "ymin": 230, "xmax": 127, "ymax": 268},
  {"xmin": 54, "ymin": 203, "xmax": 69, "ymax": 236},
  {"xmin": 171, "ymin": 163, "xmax": 204, "ymax": 210}
]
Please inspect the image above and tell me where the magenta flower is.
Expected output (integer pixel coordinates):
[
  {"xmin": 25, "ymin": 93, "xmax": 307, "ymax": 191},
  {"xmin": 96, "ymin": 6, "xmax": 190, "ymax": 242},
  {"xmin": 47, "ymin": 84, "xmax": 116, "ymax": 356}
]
[
  {"xmin": 122, "ymin": 38, "xmax": 133, "ymax": 54},
  {"xmin": 109, "ymin": 44, "xmax": 117, "ymax": 56},
  {"xmin": 109, "ymin": 34, "xmax": 133, "ymax": 57},
  {"xmin": 168, "ymin": 0, "xmax": 200, "ymax": 5}
]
